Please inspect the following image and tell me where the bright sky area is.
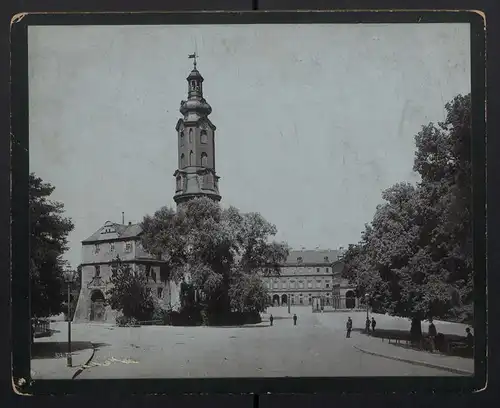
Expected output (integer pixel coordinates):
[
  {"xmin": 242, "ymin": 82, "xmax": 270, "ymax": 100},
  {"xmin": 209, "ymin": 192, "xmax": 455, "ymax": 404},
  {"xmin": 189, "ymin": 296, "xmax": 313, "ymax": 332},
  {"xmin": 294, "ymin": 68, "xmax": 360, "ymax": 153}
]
[{"xmin": 28, "ymin": 23, "xmax": 471, "ymax": 268}]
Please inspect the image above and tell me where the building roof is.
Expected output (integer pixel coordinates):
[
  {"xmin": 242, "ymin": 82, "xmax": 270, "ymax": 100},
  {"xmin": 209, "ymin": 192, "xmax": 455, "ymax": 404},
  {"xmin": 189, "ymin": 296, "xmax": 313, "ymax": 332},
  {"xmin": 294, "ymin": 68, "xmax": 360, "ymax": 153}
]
[
  {"xmin": 82, "ymin": 221, "xmax": 143, "ymax": 243},
  {"xmin": 284, "ymin": 249, "xmax": 340, "ymax": 265}
]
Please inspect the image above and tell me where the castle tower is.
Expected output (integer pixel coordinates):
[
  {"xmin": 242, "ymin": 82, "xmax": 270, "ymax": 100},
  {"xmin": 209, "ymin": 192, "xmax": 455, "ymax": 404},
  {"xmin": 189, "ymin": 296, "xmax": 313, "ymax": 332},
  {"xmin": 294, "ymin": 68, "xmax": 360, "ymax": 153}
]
[{"xmin": 173, "ymin": 55, "xmax": 221, "ymax": 206}]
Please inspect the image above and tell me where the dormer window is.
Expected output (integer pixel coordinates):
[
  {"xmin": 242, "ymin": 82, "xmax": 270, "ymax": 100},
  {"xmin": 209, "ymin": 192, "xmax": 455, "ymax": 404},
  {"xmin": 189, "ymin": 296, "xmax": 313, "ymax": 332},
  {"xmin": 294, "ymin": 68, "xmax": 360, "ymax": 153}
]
[
  {"xmin": 297, "ymin": 257, "xmax": 303, "ymax": 264},
  {"xmin": 324, "ymin": 256, "xmax": 329, "ymax": 262}
]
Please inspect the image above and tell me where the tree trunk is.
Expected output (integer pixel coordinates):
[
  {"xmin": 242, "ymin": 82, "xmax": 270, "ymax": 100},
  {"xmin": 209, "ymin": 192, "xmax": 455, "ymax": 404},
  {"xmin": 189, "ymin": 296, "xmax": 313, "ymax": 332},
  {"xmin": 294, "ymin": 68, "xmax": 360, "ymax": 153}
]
[{"xmin": 410, "ymin": 317, "xmax": 422, "ymax": 345}]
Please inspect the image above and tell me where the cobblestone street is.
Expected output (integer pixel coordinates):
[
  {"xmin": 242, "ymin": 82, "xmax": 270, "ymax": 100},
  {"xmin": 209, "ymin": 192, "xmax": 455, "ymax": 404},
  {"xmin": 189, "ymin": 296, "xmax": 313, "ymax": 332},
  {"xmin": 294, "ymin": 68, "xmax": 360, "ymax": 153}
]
[{"xmin": 31, "ymin": 308, "xmax": 473, "ymax": 379}]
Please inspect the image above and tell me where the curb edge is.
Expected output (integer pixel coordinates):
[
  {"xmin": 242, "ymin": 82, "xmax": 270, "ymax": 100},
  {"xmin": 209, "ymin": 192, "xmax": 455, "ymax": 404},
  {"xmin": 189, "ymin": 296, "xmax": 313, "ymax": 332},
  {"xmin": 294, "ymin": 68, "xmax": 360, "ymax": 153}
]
[
  {"xmin": 72, "ymin": 342, "xmax": 97, "ymax": 380},
  {"xmin": 353, "ymin": 345, "xmax": 474, "ymax": 376}
]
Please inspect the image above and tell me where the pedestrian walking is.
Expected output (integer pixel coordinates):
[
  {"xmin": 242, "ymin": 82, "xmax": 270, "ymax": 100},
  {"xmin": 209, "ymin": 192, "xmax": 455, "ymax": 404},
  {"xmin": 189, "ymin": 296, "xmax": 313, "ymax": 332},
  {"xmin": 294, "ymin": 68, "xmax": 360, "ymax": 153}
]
[
  {"xmin": 371, "ymin": 317, "xmax": 376, "ymax": 333},
  {"xmin": 365, "ymin": 317, "xmax": 371, "ymax": 334},
  {"xmin": 293, "ymin": 313, "xmax": 297, "ymax": 326},
  {"xmin": 346, "ymin": 317, "xmax": 353, "ymax": 338},
  {"xmin": 269, "ymin": 314, "xmax": 274, "ymax": 326},
  {"xmin": 428, "ymin": 319, "xmax": 437, "ymax": 352},
  {"xmin": 466, "ymin": 327, "xmax": 474, "ymax": 350}
]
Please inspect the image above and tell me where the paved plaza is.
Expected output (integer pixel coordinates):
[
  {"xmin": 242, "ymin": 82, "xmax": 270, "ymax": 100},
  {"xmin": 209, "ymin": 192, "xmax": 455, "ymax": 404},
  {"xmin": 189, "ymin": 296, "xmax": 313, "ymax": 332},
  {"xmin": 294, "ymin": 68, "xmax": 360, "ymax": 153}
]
[{"xmin": 31, "ymin": 307, "xmax": 473, "ymax": 380}]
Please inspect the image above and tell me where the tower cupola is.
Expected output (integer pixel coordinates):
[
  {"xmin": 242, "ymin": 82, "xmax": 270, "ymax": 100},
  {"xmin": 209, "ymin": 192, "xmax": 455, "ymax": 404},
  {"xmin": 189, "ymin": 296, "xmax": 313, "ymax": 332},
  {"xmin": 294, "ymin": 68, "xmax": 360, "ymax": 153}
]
[{"xmin": 173, "ymin": 54, "xmax": 221, "ymax": 206}]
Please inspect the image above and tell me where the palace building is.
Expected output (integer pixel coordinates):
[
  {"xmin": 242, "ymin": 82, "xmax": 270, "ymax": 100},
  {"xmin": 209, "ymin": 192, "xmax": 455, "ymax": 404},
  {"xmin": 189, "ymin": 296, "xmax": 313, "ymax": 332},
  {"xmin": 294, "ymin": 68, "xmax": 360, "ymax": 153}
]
[
  {"xmin": 73, "ymin": 57, "xmax": 357, "ymax": 323},
  {"xmin": 261, "ymin": 250, "xmax": 358, "ymax": 310}
]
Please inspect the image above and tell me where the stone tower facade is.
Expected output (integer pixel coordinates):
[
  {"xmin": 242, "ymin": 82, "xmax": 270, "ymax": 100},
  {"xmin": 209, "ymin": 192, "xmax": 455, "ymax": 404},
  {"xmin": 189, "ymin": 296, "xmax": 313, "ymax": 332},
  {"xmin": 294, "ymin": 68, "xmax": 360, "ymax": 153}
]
[{"xmin": 173, "ymin": 59, "xmax": 221, "ymax": 206}]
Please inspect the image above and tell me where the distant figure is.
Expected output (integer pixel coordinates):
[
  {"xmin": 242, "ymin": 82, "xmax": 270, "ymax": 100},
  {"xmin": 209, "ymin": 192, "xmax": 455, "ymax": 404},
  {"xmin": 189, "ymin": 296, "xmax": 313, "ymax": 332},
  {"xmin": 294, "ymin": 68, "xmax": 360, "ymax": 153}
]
[
  {"xmin": 466, "ymin": 327, "xmax": 474, "ymax": 350},
  {"xmin": 293, "ymin": 314, "xmax": 297, "ymax": 326},
  {"xmin": 346, "ymin": 317, "xmax": 353, "ymax": 338},
  {"xmin": 371, "ymin": 317, "xmax": 377, "ymax": 333},
  {"xmin": 428, "ymin": 319, "xmax": 437, "ymax": 352},
  {"xmin": 365, "ymin": 317, "xmax": 371, "ymax": 334},
  {"xmin": 269, "ymin": 314, "xmax": 274, "ymax": 326}
]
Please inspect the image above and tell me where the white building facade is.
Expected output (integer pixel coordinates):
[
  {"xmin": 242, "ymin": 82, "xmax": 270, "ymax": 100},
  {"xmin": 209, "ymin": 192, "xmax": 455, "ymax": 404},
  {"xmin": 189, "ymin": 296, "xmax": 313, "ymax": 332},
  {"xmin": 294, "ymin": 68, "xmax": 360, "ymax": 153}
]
[{"xmin": 262, "ymin": 250, "xmax": 358, "ymax": 309}]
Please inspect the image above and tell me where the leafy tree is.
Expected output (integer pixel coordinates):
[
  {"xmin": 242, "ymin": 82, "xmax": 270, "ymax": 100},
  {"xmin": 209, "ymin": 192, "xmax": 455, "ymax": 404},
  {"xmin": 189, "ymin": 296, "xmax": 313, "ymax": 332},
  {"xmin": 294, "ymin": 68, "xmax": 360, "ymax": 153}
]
[
  {"xmin": 105, "ymin": 256, "xmax": 155, "ymax": 321},
  {"xmin": 229, "ymin": 271, "xmax": 269, "ymax": 314},
  {"xmin": 141, "ymin": 197, "xmax": 289, "ymax": 322},
  {"xmin": 341, "ymin": 94, "xmax": 473, "ymax": 335},
  {"xmin": 30, "ymin": 173, "xmax": 74, "ymax": 318}
]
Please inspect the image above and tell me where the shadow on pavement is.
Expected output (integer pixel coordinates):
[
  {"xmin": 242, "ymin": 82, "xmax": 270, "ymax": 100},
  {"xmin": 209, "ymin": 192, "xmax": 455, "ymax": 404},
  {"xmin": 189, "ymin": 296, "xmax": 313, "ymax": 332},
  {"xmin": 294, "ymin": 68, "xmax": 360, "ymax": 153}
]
[
  {"xmin": 31, "ymin": 342, "xmax": 110, "ymax": 359},
  {"xmin": 210, "ymin": 324, "xmax": 270, "ymax": 329},
  {"xmin": 352, "ymin": 328, "xmax": 472, "ymax": 359}
]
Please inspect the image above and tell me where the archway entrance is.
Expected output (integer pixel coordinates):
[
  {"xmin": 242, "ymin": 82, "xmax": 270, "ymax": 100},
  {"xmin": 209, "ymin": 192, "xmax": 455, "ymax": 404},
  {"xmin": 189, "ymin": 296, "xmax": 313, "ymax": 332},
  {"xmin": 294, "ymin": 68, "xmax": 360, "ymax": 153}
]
[
  {"xmin": 345, "ymin": 290, "xmax": 356, "ymax": 309},
  {"xmin": 281, "ymin": 294, "xmax": 288, "ymax": 306},
  {"xmin": 90, "ymin": 290, "xmax": 105, "ymax": 321},
  {"xmin": 272, "ymin": 294, "xmax": 280, "ymax": 306}
]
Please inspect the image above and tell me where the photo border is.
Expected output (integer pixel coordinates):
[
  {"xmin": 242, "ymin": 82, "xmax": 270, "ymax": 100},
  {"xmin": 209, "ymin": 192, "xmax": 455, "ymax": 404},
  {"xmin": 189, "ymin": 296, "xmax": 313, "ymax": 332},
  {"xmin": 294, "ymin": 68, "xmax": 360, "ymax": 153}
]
[{"xmin": 10, "ymin": 10, "xmax": 486, "ymax": 395}]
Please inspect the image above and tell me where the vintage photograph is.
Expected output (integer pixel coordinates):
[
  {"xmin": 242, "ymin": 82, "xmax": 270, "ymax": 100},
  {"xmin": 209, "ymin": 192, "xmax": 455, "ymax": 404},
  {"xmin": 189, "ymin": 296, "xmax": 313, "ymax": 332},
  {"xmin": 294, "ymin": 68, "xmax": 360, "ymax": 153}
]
[{"xmin": 27, "ymin": 22, "xmax": 474, "ymax": 380}]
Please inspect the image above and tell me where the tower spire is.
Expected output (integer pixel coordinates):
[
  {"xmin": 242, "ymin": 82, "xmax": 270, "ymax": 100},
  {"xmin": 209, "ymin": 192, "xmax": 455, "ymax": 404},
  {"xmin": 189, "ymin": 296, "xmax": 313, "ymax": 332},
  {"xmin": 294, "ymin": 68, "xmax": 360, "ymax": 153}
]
[{"xmin": 188, "ymin": 52, "xmax": 197, "ymax": 69}]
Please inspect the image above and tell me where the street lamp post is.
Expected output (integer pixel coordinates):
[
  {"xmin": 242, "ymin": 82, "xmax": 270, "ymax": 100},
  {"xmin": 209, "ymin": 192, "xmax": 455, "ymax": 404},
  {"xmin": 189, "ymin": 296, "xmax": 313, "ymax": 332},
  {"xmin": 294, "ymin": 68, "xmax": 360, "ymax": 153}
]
[
  {"xmin": 288, "ymin": 293, "xmax": 291, "ymax": 314},
  {"xmin": 365, "ymin": 293, "xmax": 370, "ymax": 321},
  {"xmin": 64, "ymin": 270, "xmax": 77, "ymax": 367}
]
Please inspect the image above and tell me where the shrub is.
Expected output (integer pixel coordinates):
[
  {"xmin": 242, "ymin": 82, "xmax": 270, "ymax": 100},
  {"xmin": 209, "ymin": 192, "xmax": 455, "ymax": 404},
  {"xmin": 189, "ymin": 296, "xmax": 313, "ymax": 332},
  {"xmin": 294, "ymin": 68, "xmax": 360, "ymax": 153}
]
[
  {"xmin": 152, "ymin": 307, "xmax": 171, "ymax": 325},
  {"xmin": 116, "ymin": 315, "xmax": 140, "ymax": 327}
]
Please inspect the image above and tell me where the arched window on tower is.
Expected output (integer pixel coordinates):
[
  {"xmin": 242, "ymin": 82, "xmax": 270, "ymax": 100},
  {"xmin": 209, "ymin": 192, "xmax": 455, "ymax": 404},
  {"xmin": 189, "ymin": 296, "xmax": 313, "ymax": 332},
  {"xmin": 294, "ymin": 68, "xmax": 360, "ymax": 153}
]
[
  {"xmin": 201, "ymin": 152, "xmax": 208, "ymax": 167},
  {"xmin": 180, "ymin": 153, "xmax": 185, "ymax": 168},
  {"xmin": 189, "ymin": 151, "xmax": 194, "ymax": 166},
  {"xmin": 200, "ymin": 130, "xmax": 208, "ymax": 144},
  {"xmin": 176, "ymin": 176, "xmax": 182, "ymax": 191},
  {"xmin": 188, "ymin": 129, "xmax": 193, "ymax": 143},
  {"xmin": 191, "ymin": 80, "xmax": 196, "ymax": 90},
  {"xmin": 180, "ymin": 131, "xmax": 184, "ymax": 147}
]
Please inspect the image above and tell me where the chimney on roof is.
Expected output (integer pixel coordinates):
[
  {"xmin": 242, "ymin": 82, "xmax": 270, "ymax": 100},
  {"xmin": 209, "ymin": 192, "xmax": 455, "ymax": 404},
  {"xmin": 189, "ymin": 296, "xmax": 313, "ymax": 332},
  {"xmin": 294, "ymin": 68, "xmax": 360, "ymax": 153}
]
[{"xmin": 122, "ymin": 212, "xmax": 125, "ymax": 224}]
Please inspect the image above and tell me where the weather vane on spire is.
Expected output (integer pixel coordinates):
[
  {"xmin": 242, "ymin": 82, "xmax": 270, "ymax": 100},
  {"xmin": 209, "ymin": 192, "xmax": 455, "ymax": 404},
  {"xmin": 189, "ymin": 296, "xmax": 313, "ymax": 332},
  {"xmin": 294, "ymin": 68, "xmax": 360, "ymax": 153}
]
[{"xmin": 188, "ymin": 52, "xmax": 198, "ymax": 69}]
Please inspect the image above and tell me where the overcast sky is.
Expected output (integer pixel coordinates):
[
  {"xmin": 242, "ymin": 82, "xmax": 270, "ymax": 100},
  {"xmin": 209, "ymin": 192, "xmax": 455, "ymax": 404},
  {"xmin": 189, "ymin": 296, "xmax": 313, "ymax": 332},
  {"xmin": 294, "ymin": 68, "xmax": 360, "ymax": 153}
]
[{"xmin": 28, "ymin": 23, "xmax": 471, "ymax": 269}]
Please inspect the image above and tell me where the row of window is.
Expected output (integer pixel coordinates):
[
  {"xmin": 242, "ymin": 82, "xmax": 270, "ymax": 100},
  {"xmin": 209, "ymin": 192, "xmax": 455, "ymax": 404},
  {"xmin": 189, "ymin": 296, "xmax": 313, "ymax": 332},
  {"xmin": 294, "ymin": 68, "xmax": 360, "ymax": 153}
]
[
  {"xmin": 92, "ymin": 264, "xmax": 158, "ymax": 282},
  {"xmin": 94, "ymin": 241, "xmax": 132, "ymax": 254},
  {"xmin": 278, "ymin": 266, "xmax": 331, "ymax": 275},
  {"xmin": 271, "ymin": 293, "xmax": 332, "ymax": 306},
  {"xmin": 180, "ymin": 129, "xmax": 208, "ymax": 146},
  {"xmin": 180, "ymin": 151, "xmax": 209, "ymax": 168},
  {"xmin": 268, "ymin": 280, "xmax": 331, "ymax": 289}
]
